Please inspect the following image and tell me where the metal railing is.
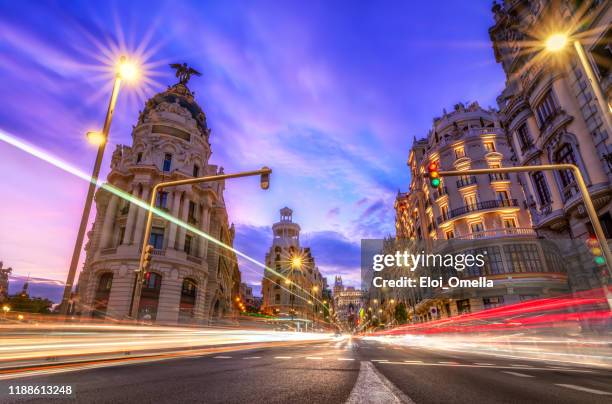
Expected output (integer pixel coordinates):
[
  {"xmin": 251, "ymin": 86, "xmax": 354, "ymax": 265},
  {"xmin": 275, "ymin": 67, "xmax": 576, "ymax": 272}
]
[
  {"xmin": 455, "ymin": 227, "xmax": 536, "ymax": 240},
  {"xmin": 489, "ymin": 173, "xmax": 510, "ymax": 181},
  {"xmin": 436, "ymin": 199, "xmax": 518, "ymax": 224}
]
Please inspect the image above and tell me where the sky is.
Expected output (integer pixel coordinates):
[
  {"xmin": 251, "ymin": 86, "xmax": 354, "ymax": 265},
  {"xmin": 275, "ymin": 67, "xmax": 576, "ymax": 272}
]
[{"xmin": 0, "ymin": 0, "xmax": 505, "ymax": 299}]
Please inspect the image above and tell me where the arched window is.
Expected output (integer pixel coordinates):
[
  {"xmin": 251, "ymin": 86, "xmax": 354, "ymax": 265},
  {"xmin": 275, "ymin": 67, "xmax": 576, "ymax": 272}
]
[
  {"xmin": 554, "ymin": 143, "xmax": 578, "ymax": 200},
  {"xmin": 179, "ymin": 278, "xmax": 197, "ymax": 323},
  {"xmin": 92, "ymin": 272, "xmax": 113, "ymax": 318},
  {"xmin": 138, "ymin": 272, "xmax": 162, "ymax": 321}
]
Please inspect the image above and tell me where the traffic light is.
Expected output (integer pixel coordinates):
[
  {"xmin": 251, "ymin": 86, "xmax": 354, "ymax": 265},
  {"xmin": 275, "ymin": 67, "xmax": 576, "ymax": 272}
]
[
  {"xmin": 428, "ymin": 161, "xmax": 441, "ymax": 188},
  {"xmin": 143, "ymin": 244, "xmax": 154, "ymax": 272},
  {"xmin": 586, "ymin": 235, "xmax": 605, "ymax": 265}
]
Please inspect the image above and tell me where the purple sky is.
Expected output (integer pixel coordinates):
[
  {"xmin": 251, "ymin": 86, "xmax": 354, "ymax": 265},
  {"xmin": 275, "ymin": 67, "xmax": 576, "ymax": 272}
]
[{"xmin": 0, "ymin": 1, "xmax": 504, "ymax": 298}]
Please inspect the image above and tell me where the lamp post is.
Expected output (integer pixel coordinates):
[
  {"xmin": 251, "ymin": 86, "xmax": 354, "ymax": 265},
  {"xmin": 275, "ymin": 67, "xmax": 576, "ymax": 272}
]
[
  {"xmin": 545, "ymin": 33, "xmax": 612, "ymax": 135},
  {"xmin": 128, "ymin": 167, "xmax": 272, "ymax": 320},
  {"xmin": 432, "ymin": 164, "xmax": 612, "ymax": 277},
  {"xmin": 60, "ymin": 57, "xmax": 138, "ymax": 316}
]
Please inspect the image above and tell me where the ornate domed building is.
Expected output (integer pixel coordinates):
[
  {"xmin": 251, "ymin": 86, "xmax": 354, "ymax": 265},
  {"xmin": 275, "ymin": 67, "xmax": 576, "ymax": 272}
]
[{"xmin": 77, "ymin": 68, "xmax": 240, "ymax": 324}]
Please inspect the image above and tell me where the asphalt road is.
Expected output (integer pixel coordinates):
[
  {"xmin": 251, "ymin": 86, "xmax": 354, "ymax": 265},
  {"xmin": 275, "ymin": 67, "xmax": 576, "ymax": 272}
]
[{"xmin": 0, "ymin": 338, "xmax": 610, "ymax": 403}]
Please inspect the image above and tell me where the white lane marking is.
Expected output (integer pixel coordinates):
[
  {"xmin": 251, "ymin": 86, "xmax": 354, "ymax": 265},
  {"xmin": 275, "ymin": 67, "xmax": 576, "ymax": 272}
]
[
  {"xmin": 404, "ymin": 360, "xmax": 423, "ymax": 363},
  {"xmin": 555, "ymin": 384, "xmax": 612, "ymax": 395},
  {"xmin": 243, "ymin": 356, "xmax": 261, "ymax": 360},
  {"xmin": 511, "ymin": 364, "xmax": 532, "ymax": 367},
  {"xmin": 274, "ymin": 356, "xmax": 292, "ymax": 359},
  {"xmin": 346, "ymin": 361, "xmax": 415, "ymax": 404},
  {"xmin": 338, "ymin": 358, "xmax": 355, "ymax": 361},
  {"xmin": 371, "ymin": 359, "xmax": 389, "ymax": 362},
  {"xmin": 439, "ymin": 361, "xmax": 459, "ymax": 365},
  {"xmin": 502, "ymin": 371, "xmax": 534, "ymax": 378},
  {"xmin": 475, "ymin": 363, "xmax": 494, "ymax": 366},
  {"xmin": 306, "ymin": 357, "xmax": 323, "ymax": 360},
  {"xmin": 213, "ymin": 356, "xmax": 232, "ymax": 359}
]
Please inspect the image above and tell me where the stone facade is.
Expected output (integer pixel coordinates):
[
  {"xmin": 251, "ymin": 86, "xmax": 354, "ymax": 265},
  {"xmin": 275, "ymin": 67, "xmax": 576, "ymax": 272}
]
[
  {"xmin": 395, "ymin": 103, "xmax": 569, "ymax": 322},
  {"xmin": 76, "ymin": 80, "xmax": 240, "ymax": 324},
  {"xmin": 261, "ymin": 208, "xmax": 325, "ymax": 321},
  {"xmin": 490, "ymin": 0, "xmax": 612, "ymax": 243}
]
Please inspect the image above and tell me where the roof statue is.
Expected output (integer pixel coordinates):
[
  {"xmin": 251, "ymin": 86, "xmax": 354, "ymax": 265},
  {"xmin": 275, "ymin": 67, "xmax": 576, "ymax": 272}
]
[{"xmin": 169, "ymin": 63, "xmax": 202, "ymax": 86}]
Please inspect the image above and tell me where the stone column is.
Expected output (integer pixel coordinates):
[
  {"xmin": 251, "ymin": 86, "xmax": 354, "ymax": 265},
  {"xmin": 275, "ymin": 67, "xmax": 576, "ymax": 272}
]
[
  {"xmin": 123, "ymin": 186, "xmax": 140, "ymax": 245},
  {"xmin": 133, "ymin": 185, "xmax": 150, "ymax": 247},
  {"xmin": 155, "ymin": 270, "xmax": 181, "ymax": 323},
  {"xmin": 100, "ymin": 195, "xmax": 119, "ymax": 249},
  {"xmin": 199, "ymin": 206, "xmax": 211, "ymax": 259},
  {"xmin": 176, "ymin": 194, "xmax": 190, "ymax": 252},
  {"xmin": 193, "ymin": 275, "xmax": 209, "ymax": 324},
  {"xmin": 167, "ymin": 191, "xmax": 182, "ymax": 249},
  {"xmin": 107, "ymin": 266, "xmax": 137, "ymax": 318}
]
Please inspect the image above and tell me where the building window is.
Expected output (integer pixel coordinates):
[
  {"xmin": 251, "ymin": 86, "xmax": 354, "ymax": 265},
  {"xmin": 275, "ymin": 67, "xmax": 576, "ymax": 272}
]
[
  {"xmin": 454, "ymin": 147, "xmax": 465, "ymax": 159},
  {"xmin": 149, "ymin": 227, "xmax": 164, "ymax": 250},
  {"xmin": 275, "ymin": 294, "xmax": 280, "ymax": 304},
  {"xmin": 554, "ymin": 143, "xmax": 577, "ymax": 189},
  {"xmin": 516, "ymin": 123, "xmax": 533, "ymax": 151},
  {"xmin": 532, "ymin": 172, "xmax": 552, "ymax": 205},
  {"xmin": 136, "ymin": 152, "xmax": 143, "ymax": 163},
  {"xmin": 503, "ymin": 243, "xmax": 541, "ymax": 273},
  {"xmin": 456, "ymin": 299, "xmax": 471, "ymax": 314},
  {"xmin": 188, "ymin": 201, "xmax": 197, "ymax": 224},
  {"xmin": 163, "ymin": 153, "xmax": 172, "ymax": 172},
  {"xmin": 535, "ymin": 90, "xmax": 558, "ymax": 128},
  {"xmin": 484, "ymin": 141, "xmax": 496, "ymax": 152},
  {"xmin": 496, "ymin": 190, "xmax": 511, "ymax": 205},
  {"xmin": 470, "ymin": 222, "xmax": 484, "ymax": 234},
  {"xmin": 445, "ymin": 229, "xmax": 455, "ymax": 240},
  {"xmin": 503, "ymin": 218, "xmax": 517, "ymax": 228},
  {"xmin": 464, "ymin": 194, "xmax": 478, "ymax": 210},
  {"xmin": 441, "ymin": 205, "xmax": 449, "ymax": 221},
  {"xmin": 193, "ymin": 164, "xmax": 199, "ymax": 177},
  {"xmin": 156, "ymin": 191, "xmax": 169, "ymax": 209},
  {"xmin": 483, "ymin": 296, "xmax": 504, "ymax": 309},
  {"xmin": 184, "ymin": 235, "xmax": 193, "ymax": 255}
]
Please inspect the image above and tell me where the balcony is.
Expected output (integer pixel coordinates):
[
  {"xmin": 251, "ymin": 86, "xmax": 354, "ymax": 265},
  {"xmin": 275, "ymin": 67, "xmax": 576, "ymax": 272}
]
[
  {"xmin": 489, "ymin": 173, "xmax": 509, "ymax": 182},
  {"xmin": 455, "ymin": 227, "xmax": 536, "ymax": 240},
  {"xmin": 456, "ymin": 176, "xmax": 477, "ymax": 188},
  {"xmin": 433, "ymin": 186, "xmax": 448, "ymax": 200},
  {"xmin": 562, "ymin": 182, "xmax": 579, "ymax": 202},
  {"xmin": 436, "ymin": 199, "xmax": 518, "ymax": 224}
]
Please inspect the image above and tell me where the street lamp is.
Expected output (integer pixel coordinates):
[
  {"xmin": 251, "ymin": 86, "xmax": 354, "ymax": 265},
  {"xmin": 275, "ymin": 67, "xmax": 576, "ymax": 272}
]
[
  {"xmin": 60, "ymin": 56, "xmax": 139, "ymax": 316},
  {"xmin": 128, "ymin": 167, "xmax": 272, "ymax": 319},
  {"xmin": 544, "ymin": 32, "xmax": 612, "ymax": 131}
]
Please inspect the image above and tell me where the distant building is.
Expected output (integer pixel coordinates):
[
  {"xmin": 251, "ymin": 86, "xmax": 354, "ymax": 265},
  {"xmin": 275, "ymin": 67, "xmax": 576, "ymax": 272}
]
[
  {"xmin": 332, "ymin": 276, "xmax": 364, "ymax": 329},
  {"xmin": 261, "ymin": 208, "xmax": 326, "ymax": 321},
  {"xmin": 76, "ymin": 72, "xmax": 240, "ymax": 324},
  {"xmin": 0, "ymin": 262, "xmax": 12, "ymax": 303}
]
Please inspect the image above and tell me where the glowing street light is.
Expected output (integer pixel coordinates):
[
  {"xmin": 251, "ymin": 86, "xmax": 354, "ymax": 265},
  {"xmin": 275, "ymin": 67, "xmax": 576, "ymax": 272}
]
[
  {"xmin": 291, "ymin": 256, "xmax": 302, "ymax": 269},
  {"xmin": 60, "ymin": 55, "xmax": 140, "ymax": 316},
  {"xmin": 545, "ymin": 33, "xmax": 568, "ymax": 52}
]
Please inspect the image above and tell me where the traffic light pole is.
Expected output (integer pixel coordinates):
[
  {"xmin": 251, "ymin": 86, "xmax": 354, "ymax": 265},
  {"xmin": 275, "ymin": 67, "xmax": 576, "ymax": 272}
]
[
  {"xmin": 431, "ymin": 164, "xmax": 612, "ymax": 277},
  {"xmin": 128, "ymin": 167, "xmax": 272, "ymax": 320}
]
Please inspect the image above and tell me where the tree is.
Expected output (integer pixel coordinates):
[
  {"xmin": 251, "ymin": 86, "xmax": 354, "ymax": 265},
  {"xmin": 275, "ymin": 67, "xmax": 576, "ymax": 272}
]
[
  {"xmin": 394, "ymin": 302, "xmax": 408, "ymax": 325},
  {"xmin": 6, "ymin": 294, "xmax": 53, "ymax": 314}
]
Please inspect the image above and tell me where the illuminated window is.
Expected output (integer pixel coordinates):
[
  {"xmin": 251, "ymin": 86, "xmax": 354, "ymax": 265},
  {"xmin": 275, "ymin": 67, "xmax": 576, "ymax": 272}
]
[
  {"xmin": 470, "ymin": 222, "xmax": 484, "ymax": 233},
  {"xmin": 464, "ymin": 194, "xmax": 478, "ymax": 210},
  {"xmin": 484, "ymin": 141, "xmax": 496, "ymax": 152},
  {"xmin": 454, "ymin": 147, "xmax": 465, "ymax": 159},
  {"xmin": 503, "ymin": 244, "xmax": 541, "ymax": 273},
  {"xmin": 503, "ymin": 218, "xmax": 517, "ymax": 228},
  {"xmin": 496, "ymin": 190, "xmax": 510, "ymax": 205},
  {"xmin": 445, "ymin": 229, "xmax": 454, "ymax": 240}
]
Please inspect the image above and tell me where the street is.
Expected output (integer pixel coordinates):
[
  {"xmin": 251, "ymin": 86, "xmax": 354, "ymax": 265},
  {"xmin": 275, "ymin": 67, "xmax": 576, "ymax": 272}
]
[{"xmin": 1, "ymin": 338, "xmax": 610, "ymax": 403}]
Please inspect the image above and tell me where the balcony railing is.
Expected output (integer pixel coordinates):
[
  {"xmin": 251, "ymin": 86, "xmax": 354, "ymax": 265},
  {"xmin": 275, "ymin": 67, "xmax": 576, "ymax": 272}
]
[
  {"xmin": 436, "ymin": 199, "xmax": 518, "ymax": 224},
  {"xmin": 562, "ymin": 182, "xmax": 579, "ymax": 201},
  {"xmin": 455, "ymin": 227, "xmax": 536, "ymax": 240},
  {"xmin": 456, "ymin": 176, "xmax": 477, "ymax": 188},
  {"xmin": 433, "ymin": 186, "xmax": 448, "ymax": 200},
  {"xmin": 489, "ymin": 173, "xmax": 509, "ymax": 182}
]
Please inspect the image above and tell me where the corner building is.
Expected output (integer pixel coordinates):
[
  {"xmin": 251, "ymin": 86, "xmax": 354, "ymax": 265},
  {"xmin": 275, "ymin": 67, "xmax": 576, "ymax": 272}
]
[
  {"xmin": 77, "ymin": 78, "xmax": 240, "ymax": 324},
  {"xmin": 261, "ymin": 208, "xmax": 325, "ymax": 320},
  {"xmin": 396, "ymin": 103, "xmax": 568, "ymax": 321}
]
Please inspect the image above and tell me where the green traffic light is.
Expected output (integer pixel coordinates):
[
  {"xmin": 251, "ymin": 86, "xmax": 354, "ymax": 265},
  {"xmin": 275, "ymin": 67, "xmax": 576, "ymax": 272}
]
[
  {"xmin": 431, "ymin": 178, "xmax": 441, "ymax": 187},
  {"xmin": 594, "ymin": 256, "xmax": 605, "ymax": 265}
]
